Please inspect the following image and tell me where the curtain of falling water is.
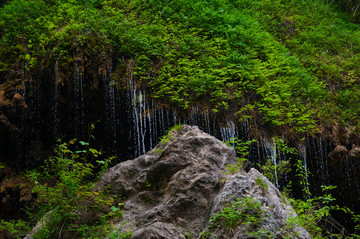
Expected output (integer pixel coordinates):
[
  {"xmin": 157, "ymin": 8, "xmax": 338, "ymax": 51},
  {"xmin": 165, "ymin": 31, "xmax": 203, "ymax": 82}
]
[
  {"xmin": 53, "ymin": 61, "xmax": 60, "ymax": 138},
  {"xmin": 271, "ymin": 139, "xmax": 278, "ymax": 188},
  {"xmin": 6, "ymin": 59, "xmax": 359, "ymax": 226},
  {"xmin": 299, "ymin": 141, "xmax": 311, "ymax": 198},
  {"xmin": 15, "ymin": 61, "xmax": 27, "ymax": 167},
  {"xmin": 73, "ymin": 63, "xmax": 85, "ymax": 139},
  {"xmin": 220, "ymin": 120, "xmax": 237, "ymax": 142},
  {"xmin": 104, "ymin": 68, "xmax": 118, "ymax": 155}
]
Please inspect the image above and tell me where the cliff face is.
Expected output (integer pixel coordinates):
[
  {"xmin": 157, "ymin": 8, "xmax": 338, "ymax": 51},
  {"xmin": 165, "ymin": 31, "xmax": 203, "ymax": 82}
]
[
  {"xmin": 94, "ymin": 125, "xmax": 310, "ymax": 238},
  {"xmin": 1, "ymin": 0, "xmax": 360, "ymax": 172},
  {"xmin": 1, "ymin": 0, "xmax": 360, "ymax": 233},
  {"xmin": 1, "ymin": 62, "xmax": 360, "ymax": 231}
]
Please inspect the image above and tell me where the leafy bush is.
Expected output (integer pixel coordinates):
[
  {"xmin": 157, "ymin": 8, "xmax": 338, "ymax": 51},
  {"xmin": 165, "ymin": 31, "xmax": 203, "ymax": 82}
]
[
  {"xmin": 200, "ymin": 196, "xmax": 275, "ymax": 238},
  {"xmin": 17, "ymin": 133, "xmax": 125, "ymax": 239},
  {"xmin": 210, "ymin": 197, "xmax": 264, "ymax": 229},
  {"xmin": 224, "ymin": 138, "xmax": 256, "ymax": 173},
  {"xmin": 0, "ymin": 219, "xmax": 31, "ymax": 239},
  {"xmin": 28, "ymin": 139, "xmax": 105, "ymax": 238}
]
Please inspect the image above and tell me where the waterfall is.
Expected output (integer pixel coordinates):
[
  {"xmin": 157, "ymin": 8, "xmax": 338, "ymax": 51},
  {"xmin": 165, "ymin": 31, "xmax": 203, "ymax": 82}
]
[
  {"xmin": 127, "ymin": 70, "xmax": 153, "ymax": 156},
  {"xmin": 299, "ymin": 142, "xmax": 310, "ymax": 198},
  {"xmin": 262, "ymin": 138, "xmax": 279, "ymax": 188},
  {"xmin": 239, "ymin": 119, "xmax": 249, "ymax": 141},
  {"xmin": 270, "ymin": 139, "xmax": 279, "ymax": 188},
  {"xmin": 104, "ymin": 69, "xmax": 119, "ymax": 155},
  {"xmin": 53, "ymin": 62, "xmax": 60, "ymax": 137},
  {"xmin": 345, "ymin": 144, "xmax": 351, "ymax": 183},
  {"xmin": 203, "ymin": 109, "xmax": 211, "ymax": 133},
  {"xmin": 147, "ymin": 100, "xmax": 153, "ymax": 149},
  {"xmin": 14, "ymin": 61, "xmax": 26, "ymax": 167},
  {"xmin": 318, "ymin": 136, "xmax": 329, "ymax": 182},
  {"xmin": 73, "ymin": 63, "xmax": 85, "ymax": 139},
  {"xmin": 138, "ymin": 90, "xmax": 146, "ymax": 155},
  {"xmin": 220, "ymin": 120, "xmax": 237, "ymax": 142}
]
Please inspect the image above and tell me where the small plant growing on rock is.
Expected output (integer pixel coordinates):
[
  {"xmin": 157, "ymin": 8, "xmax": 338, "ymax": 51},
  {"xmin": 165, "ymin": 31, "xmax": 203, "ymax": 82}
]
[
  {"xmin": 152, "ymin": 147, "xmax": 164, "ymax": 155},
  {"xmin": 223, "ymin": 138, "xmax": 256, "ymax": 174},
  {"xmin": 203, "ymin": 196, "xmax": 269, "ymax": 238},
  {"xmin": 159, "ymin": 124, "xmax": 183, "ymax": 145},
  {"xmin": 110, "ymin": 204, "xmax": 124, "ymax": 219},
  {"xmin": 255, "ymin": 176, "xmax": 269, "ymax": 191},
  {"xmin": 107, "ymin": 222, "xmax": 133, "ymax": 239}
]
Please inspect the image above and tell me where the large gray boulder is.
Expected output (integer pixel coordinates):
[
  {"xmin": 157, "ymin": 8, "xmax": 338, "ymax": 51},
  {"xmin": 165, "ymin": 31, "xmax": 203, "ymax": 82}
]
[{"xmin": 95, "ymin": 125, "xmax": 310, "ymax": 238}]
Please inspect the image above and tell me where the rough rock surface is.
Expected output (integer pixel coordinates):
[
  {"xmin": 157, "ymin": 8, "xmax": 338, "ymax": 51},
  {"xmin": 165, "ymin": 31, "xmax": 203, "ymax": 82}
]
[
  {"xmin": 349, "ymin": 146, "xmax": 360, "ymax": 160},
  {"xmin": 0, "ymin": 165, "xmax": 34, "ymax": 221},
  {"xmin": 328, "ymin": 145, "xmax": 348, "ymax": 162},
  {"xmin": 95, "ymin": 125, "xmax": 310, "ymax": 238}
]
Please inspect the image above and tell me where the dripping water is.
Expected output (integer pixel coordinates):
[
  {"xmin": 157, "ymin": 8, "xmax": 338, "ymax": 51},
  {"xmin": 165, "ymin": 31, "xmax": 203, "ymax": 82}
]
[
  {"xmin": 220, "ymin": 120, "xmax": 237, "ymax": 142},
  {"xmin": 319, "ymin": 136, "xmax": 329, "ymax": 183},
  {"xmin": 203, "ymin": 109, "xmax": 211, "ymax": 133},
  {"xmin": 15, "ymin": 61, "xmax": 27, "ymax": 167},
  {"xmin": 270, "ymin": 139, "xmax": 279, "ymax": 188},
  {"xmin": 104, "ymin": 69, "xmax": 119, "ymax": 155},
  {"xmin": 262, "ymin": 138, "xmax": 279, "ymax": 189},
  {"xmin": 127, "ymin": 69, "xmax": 149, "ymax": 156},
  {"xmin": 53, "ymin": 61, "xmax": 60, "ymax": 137},
  {"xmin": 299, "ymin": 141, "xmax": 310, "ymax": 198},
  {"xmin": 73, "ymin": 63, "xmax": 85, "ymax": 139}
]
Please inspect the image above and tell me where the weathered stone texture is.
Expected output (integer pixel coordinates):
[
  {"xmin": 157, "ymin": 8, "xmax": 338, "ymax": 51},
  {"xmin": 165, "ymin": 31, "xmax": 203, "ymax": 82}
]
[{"xmin": 96, "ymin": 125, "xmax": 310, "ymax": 238}]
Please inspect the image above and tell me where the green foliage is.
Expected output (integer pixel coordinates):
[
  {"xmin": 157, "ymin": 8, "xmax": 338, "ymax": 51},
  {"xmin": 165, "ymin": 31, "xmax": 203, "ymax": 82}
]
[
  {"xmin": 222, "ymin": 136, "xmax": 360, "ymax": 237},
  {"xmin": 224, "ymin": 138, "xmax": 256, "ymax": 173},
  {"xmin": 224, "ymin": 163, "xmax": 244, "ymax": 175},
  {"xmin": 225, "ymin": 138, "xmax": 256, "ymax": 158},
  {"xmin": 260, "ymin": 158, "xmax": 290, "ymax": 185},
  {"xmin": 286, "ymin": 185, "xmax": 360, "ymax": 238},
  {"xmin": 1, "ymin": 0, "xmax": 360, "ymax": 234},
  {"xmin": 109, "ymin": 204, "xmax": 124, "ymax": 219},
  {"xmin": 336, "ymin": 0, "xmax": 360, "ymax": 22},
  {"xmin": 151, "ymin": 147, "xmax": 164, "ymax": 155},
  {"xmin": 159, "ymin": 124, "xmax": 183, "ymax": 145},
  {"xmin": 108, "ymin": 229, "xmax": 133, "ymax": 239},
  {"xmin": 1, "ymin": 0, "xmax": 360, "ymax": 132},
  {"xmin": 184, "ymin": 232, "xmax": 191, "ymax": 239},
  {"xmin": 255, "ymin": 176, "xmax": 269, "ymax": 191},
  {"xmin": 204, "ymin": 196, "xmax": 272, "ymax": 237},
  {"xmin": 294, "ymin": 159, "xmax": 312, "ymax": 197},
  {"xmin": 0, "ymin": 219, "xmax": 31, "ymax": 239},
  {"xmin": 210, "ymin": 197, "xmax": 264, "ymax": 230},
  {"xmin": 24, "ymin": 137, "xmax": 122, "ymax": 239},
  {"xmin": 257, "ymin": 137, "xmax": 295, "ymax": 187},
  {"xmin": 286, "ymin": 160, "xmax": 360, "ymax": 238}
]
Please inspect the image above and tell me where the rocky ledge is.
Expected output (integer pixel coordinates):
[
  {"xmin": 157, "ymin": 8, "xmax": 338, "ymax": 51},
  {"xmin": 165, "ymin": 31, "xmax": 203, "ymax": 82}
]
[{"xmin": 95, "ymin": 125, "xmax": 310, "ymax": 238}]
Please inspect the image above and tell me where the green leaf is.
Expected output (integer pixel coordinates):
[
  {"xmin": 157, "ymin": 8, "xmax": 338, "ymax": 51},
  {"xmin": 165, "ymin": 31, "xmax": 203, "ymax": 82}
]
[{"xmin": 79, "ymin": 141, "xmax": 89, "ymax": 146}]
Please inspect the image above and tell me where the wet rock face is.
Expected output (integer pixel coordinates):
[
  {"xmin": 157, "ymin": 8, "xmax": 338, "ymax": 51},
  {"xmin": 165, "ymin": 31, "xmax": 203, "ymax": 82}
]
[
  {"xmin": 0, "ymin": 81, "xmax": 32, "ymax": 168},
  {"xmin": 0, "ymin": 165, "xmax": 34, "ymax": 221},
  {"xmin": 96, "ymin": 125, "xmax": 310, "ymax": 238},
  {"xmin": 349, "ymin": 146, "xmax": 360, "ymax": 160},
  {"xmin": 328, "ymin": 145, "xmax": 348, "ymax": 162}
]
